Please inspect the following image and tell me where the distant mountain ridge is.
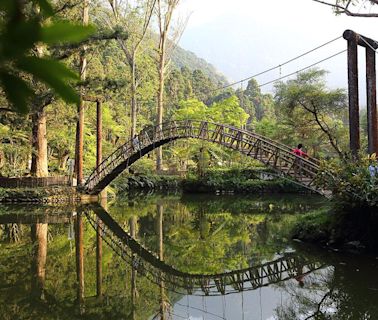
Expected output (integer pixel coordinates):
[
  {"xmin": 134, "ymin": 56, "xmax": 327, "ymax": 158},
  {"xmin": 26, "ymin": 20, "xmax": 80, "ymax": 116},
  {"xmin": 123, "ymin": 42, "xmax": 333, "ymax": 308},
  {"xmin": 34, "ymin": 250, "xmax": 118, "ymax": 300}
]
[{"xmin": 172, "ymin": 46, "xmax": 229, "ymax": 86}]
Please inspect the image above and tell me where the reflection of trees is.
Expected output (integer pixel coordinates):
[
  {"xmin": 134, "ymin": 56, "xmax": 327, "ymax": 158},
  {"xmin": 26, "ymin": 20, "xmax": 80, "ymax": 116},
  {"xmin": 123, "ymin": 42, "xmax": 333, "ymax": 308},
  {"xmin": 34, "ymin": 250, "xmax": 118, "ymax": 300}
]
[
  {"xmin": 115, "ymin": 195, "xmax": 309, "ymax": 274},
  {"xmin": 31, "ymin": 223, "xmax": 48, "ymax": 301},
  {"xmin": 74, "ymin": 214, "xmax": 84, "ymax": 307},
  {"xmin": 180, "ymin": 193, "xmax": 327, "ymax": 216},
  {"xmin": 275, "ymin": 250, "xmax": 378, "ymax": 319},
  {"xmin": 1, "ymin": 223, "xmax": 23, "ymax": 242},
  {"xmin": 275, "ymin": 268, "xmax": 336, "ymax": 319},
  {"xmin": 0, "ymin": 208, "xmax": 168, "ymax": 319}
]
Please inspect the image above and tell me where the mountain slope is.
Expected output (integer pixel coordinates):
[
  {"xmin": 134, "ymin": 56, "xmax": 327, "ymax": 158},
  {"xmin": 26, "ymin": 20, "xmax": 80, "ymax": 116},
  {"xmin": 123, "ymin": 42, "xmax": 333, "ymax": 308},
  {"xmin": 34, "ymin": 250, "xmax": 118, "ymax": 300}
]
[{"xmin": 172, "ymin": 46, "xmax": 228, "ymax": 85}]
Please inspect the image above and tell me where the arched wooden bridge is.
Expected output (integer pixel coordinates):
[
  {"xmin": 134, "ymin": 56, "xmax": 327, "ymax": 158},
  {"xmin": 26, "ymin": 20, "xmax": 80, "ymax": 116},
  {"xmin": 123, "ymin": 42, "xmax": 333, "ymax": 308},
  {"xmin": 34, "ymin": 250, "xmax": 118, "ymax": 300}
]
[
  {"xmin": 83, "ymin": 120, "xmax": 329, "ymax": 196},
  {"xmin": 85, "ymin": 205, "xmax": 324, "ymax": 296}
]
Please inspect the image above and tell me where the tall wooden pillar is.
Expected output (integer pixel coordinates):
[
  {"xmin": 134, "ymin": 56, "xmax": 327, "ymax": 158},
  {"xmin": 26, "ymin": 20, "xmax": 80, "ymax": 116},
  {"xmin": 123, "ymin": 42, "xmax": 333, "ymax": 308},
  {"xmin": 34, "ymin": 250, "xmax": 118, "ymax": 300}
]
[
  {"xmin": 96, "ymin": 99, "xmax": 102, "ymax": 168},
  {"xmin": 366, "ymin": 47, "xmax": 378, "ymax": 155},
  {"xmin": 344, "ymin": 30, "xmax": 360, "ymax": 156}
]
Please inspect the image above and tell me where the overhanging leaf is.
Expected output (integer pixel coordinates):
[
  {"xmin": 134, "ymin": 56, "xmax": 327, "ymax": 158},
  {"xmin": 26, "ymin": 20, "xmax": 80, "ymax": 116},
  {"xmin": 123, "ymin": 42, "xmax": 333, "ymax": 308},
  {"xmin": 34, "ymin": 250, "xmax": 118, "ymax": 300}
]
[
  {"xmin": 0, "ymin": 72, "xmax": 34, "ymax": 113},
  {"xmin": 1, "ymin": 19, "xmax": 40, "ymax": 58},
  {"xmin": 17, "ymin": 57, "xmax": 80, "ymax": 104},
  {"xmin": 18, "ymin": 57, "xmax": 79, "ymax": 80},
  {"xmin": 41, "ymin": 22, "xmax": 95, "ymax": 44}
]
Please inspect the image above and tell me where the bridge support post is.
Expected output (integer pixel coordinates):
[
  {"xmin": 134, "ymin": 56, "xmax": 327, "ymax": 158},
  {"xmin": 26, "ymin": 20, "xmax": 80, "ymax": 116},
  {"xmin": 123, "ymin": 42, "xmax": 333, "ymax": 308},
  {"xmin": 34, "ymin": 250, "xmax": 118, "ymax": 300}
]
[
  {"xmin": 96, "ymin": 99, "xmax": 107, "ymax": 198},
  {"xmin": 344, "ymin": 30, "xmax": 378, "ymax": 157},
  {"xmin": 344, "ymin": 30, "xmax": 360, "ymax": 156},
  {"xmin": 366, "ymin": 47, "xmax": 378, "ymax": 155},
  {"xmin": 96, "ymin": 99, "xmax": 102, "ymax": 169}
]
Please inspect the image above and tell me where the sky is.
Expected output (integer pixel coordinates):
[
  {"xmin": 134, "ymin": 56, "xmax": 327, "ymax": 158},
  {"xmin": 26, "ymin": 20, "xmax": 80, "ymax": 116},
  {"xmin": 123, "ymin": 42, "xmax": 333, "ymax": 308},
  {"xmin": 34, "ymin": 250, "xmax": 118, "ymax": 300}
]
[{"xmin": 177, "ymin": 0, "xmax": 378, "ymax": 103}]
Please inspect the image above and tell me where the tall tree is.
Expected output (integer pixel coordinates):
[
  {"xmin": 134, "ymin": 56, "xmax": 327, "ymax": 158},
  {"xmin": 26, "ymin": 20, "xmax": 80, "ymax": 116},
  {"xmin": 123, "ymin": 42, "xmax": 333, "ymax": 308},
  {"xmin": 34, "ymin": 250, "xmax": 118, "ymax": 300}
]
[
  {"xmin": 274, "ymin": 69, "xmax": 348, "ymax": 159},
  {"xmin": 29, "ymin": 4, "xmax": 49, "ymax": 177},
  {"xmin": 155, "ymin": 0, "xmax": 184, "ymax": 171},
  {"xmin": 107, "ymin": 0, "xmax": 156, "ymax": 138},
  {"xmin": 75, "ymin": 0, "xmax": 89, "ymax": 185}
]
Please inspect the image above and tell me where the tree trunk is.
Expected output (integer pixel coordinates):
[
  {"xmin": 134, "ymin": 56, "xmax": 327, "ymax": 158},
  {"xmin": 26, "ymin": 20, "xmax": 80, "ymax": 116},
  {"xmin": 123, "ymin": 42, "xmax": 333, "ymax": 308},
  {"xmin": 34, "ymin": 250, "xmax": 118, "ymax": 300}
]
[
  {"xmin": 31, "ymin": 223, "xmax": 48, "ymax": 301},
  {"xmin": 31, "ymin": 110, "xmax": 48, "ymax": 177},
  {"xmin": 75, "ymin": 102, "xmax": 85, "ymax": 184},
  {"xmin": 131, "ymin": 52, "xmax": 137, "ymax": 138},
  {"xmin": 30, "ymin": 4, "xmax": 48, "ymax": 178},
  {"xmin": 75, "ymin": 0, "xmax": 89, "ymax": 185},
  {"xmin": 156, "ymin": 50, "xmax": 165, "ymax": 171}
]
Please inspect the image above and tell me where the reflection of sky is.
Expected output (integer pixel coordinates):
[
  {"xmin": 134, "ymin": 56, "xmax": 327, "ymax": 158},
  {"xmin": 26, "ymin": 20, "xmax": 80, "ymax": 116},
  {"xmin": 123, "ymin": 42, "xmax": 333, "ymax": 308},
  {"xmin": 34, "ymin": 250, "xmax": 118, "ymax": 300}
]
[
  {"xmin": 178, "ymin": 0, "xmax": 377, "ymax": 105},
  {"xmin": 171, "ymin": 267, "xmax": 340, "ymax": 320},
  {"xmin": 173, "ymin": 285, "xmax": 289, "ymax": 320}
]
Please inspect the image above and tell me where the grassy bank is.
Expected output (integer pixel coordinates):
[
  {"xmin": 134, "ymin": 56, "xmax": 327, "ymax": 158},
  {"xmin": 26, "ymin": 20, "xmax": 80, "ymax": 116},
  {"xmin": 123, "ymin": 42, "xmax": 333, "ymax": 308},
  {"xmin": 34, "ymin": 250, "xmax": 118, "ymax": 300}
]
[
  {"xmin": 290, "ymin": 206, "xmax": 378, "ymax": 253},
  {"xmin": 112, "ymin": 169, "xmax": 310, "ymax": 195},
  {"xmin": 0, "ymin": 187, "xmax": 80, "ymax": 203}
]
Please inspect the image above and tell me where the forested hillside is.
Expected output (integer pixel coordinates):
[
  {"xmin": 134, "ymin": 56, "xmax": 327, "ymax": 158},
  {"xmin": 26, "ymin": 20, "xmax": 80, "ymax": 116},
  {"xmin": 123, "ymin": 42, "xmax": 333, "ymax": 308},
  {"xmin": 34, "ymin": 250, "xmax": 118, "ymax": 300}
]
[{"xmin": 171, "ymin": 46, "xmax": 228, "ymax": 86}]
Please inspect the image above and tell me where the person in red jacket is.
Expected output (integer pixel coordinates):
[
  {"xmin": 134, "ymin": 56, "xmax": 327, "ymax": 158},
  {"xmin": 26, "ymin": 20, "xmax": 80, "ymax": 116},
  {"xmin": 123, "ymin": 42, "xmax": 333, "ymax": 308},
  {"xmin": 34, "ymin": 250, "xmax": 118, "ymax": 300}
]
[
  {"xmin": 292, "ymin": 144, "xmax": 308, "ymax": 158},
  {"xmin": 292, "ymin": 144, "xmax": 308, "ymax": 175}
]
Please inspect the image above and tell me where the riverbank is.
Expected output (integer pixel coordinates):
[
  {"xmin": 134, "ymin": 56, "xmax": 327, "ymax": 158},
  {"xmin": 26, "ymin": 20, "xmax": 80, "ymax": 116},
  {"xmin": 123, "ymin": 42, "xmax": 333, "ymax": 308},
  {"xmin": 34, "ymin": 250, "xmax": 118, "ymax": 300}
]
[
  {"xmin": 291, "ymin": 206, "xmax": 378, "ymax": 254},
  {"xmin": 0, "ymin": 169, "xmax": 314, "ymax": 203},
  {"xmin": 0, "ymin": 186, "xmax": 97, "ymax": 203},
  {"xmin": 111, "ymin": 169, "xmax": 310, "ymax": 195}
]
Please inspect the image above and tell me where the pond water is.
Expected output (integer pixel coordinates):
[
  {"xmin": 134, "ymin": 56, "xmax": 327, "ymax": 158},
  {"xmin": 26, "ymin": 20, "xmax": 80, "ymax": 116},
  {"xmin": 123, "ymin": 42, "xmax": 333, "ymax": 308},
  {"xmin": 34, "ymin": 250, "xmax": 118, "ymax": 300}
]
[{"xmin": 0, "ymin": 193, "xmax": 378, "ymax": 320}]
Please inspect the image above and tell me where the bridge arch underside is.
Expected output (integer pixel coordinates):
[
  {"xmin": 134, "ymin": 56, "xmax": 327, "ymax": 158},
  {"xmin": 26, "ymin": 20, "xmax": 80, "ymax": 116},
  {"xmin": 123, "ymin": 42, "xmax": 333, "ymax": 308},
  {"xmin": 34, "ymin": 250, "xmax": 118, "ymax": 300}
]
[
  {"xmin": 84, "ymin": 122, "xmax": 324, "ymax": 196},
  {"xmin": 88, "ymin": 138, "xmax": 179, "ymax": 194}
]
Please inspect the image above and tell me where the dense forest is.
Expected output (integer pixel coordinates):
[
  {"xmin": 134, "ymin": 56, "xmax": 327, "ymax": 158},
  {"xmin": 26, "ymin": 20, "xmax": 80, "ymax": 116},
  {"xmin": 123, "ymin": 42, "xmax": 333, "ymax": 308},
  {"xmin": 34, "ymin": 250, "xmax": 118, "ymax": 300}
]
[{"xmin": 1, "ymin": 0, "xmax": 365, "ymax": 181}]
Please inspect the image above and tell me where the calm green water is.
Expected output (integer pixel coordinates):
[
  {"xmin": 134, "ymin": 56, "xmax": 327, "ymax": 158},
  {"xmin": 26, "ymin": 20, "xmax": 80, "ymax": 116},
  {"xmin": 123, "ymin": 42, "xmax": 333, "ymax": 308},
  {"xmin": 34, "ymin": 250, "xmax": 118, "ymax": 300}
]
[{"xmin": 0, "ymin": 193, "xmax": 377, "ymax": 320}]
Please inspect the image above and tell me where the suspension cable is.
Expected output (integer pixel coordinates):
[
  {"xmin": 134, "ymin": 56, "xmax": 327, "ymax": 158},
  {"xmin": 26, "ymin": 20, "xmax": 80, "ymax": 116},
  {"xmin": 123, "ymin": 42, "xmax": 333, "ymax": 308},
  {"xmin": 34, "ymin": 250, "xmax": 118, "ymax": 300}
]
[
  {"xmin": 258, "ymin": 49, "xmax": 347, "ymax": 88},
  {"xmin": 208, "ymin": 35, "xmax": 343, "ymax": 93}
]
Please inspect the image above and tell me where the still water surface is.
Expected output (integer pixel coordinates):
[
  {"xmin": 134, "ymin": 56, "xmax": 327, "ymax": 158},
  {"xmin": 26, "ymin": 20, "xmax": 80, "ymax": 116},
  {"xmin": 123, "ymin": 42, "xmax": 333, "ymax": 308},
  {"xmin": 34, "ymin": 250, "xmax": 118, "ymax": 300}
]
[{"xmin": 0, "ymin": 193, "xmax": 377, "ymax": 319}]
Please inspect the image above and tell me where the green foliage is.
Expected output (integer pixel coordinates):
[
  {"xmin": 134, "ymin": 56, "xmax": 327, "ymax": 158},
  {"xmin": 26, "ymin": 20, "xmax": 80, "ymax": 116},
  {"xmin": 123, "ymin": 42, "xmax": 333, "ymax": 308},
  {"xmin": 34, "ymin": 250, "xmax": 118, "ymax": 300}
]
[
  {"xmin": 170, "ymin": 96, "xmax": 249, "ymax": 173},
  {"xmin": 175, "ymin": 99, "xmax": 208, "ymax": 120},
  {"xmin": 182, "ymin": 168, "xmax": 305, "ymax": 194},
  {"xmin": 291, "ymin": 208, "xmax": 333, "ymax": 244},
  {"xmin": 0, "ymin": 0, "xmax": 94, "ymax": 113},
  {"xmin": 274, "ymin": 69, "xmax": 348, "ymax": 158},
  {"xmin": 41, "ymin": 21, "xmax": 95, "ymax": 44},
  {"xmin": 111, "ymin": 173, "xmax": 182, "ymax": 193},
  {"xmin": 317, "ymin": 155, "xmax": 378, "ymax": 209},
  {"xmin": 209, "ymin": 96, "xmax": 249, "ymax": 127}
]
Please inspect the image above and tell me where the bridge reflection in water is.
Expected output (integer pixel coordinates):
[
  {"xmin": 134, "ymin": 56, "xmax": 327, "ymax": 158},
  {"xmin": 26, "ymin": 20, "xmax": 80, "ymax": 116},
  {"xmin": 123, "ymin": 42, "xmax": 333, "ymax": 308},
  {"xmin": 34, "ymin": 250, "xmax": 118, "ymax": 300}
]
[{"xmin": 85, "ymin": 205, "xmax": 324, "ymax": 297}]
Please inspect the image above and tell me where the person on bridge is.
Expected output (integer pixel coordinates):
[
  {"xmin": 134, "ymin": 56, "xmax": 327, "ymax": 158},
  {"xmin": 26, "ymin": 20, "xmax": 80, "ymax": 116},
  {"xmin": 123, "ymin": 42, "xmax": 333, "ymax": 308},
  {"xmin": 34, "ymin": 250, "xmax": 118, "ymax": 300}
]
[
  {"xmin": 368, "ymin": 158, "xmax": 378, "ymax": 178},
  {"xmin": 292, "ymin": 144, "xmax": 308, "ymax": 176},
  {"xmin": 132, "ymin": 135, "xmax": 141, "ymax": 151},
  {"xmin": 292, "ymin": 144, "xmax": 308, "ymax": 158}
]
